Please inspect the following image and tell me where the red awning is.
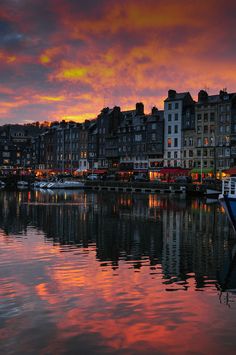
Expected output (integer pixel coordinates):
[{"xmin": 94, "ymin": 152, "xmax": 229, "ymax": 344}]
[
  {"xmin": 48, "ymin": 168, "xmax": 77, "ymax": 173},
  {"xmin": 159, "ymin": 168, "xmax": 190, "ymax": 175},
  {"xmin": 223, "ymin": 168, "xmax": 236, "ymax": 175},
  {"xmin": 87, "ymin": 169, "xmax": 107, "ymax": 174}
]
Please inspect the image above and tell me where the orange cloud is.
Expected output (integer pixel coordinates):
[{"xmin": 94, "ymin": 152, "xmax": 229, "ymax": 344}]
[{"xmin": 1, "ymin": 0, "xmax": 236, "ymax": 123}]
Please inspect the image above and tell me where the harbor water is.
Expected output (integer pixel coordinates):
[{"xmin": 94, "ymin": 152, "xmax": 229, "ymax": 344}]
[{"xmin": 0, "ymin": 189, "xmax": 236, "ymax": 354}]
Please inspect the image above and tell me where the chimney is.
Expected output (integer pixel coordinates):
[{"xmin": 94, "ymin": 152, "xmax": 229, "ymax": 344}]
[
  {"xmin": 198, "ymin": 90, "xmax": 208, "ymax": 102},
  {"xmin": 168, "ymin": 90, "xmax": 176, "ymax": 99},
  {"xmin": 136, "ymin": 102, "xmax": 144, "ymax": 115},
  {"xmin": 151, "ymin": 106, "xmax": 158, "ymax": 115}
]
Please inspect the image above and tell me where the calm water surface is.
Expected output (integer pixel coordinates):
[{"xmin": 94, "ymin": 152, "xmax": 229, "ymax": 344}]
[{"xmin": 0, "ymin": 190, "xmax": 236, "ymax": 354}]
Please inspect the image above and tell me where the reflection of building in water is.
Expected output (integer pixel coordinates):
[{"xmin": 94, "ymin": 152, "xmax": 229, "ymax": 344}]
[
  {"xmin": 94, "ymin": 193, "xmax": 163, "ymax": 266},
  {"xmin": 161, "ymin": 197, "xmax": 233, "ymax": 288},
  {"xmin": 0, "ymin": 190, "xmax": 234, "ymax": 290},
  {"xmin": 162, "ymin": 208, "xmax": 182, "ymax": 277}
]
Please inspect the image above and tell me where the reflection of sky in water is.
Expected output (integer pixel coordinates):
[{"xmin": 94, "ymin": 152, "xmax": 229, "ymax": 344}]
[{"xmin": 0, "ymin": 190, "xmax": 236, "ymax": 354}]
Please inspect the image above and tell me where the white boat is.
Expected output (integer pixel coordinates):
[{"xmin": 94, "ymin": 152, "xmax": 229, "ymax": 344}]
[
  {"xmin": 49, "ymin": 180, "xmax": 84, "ymax": 189},
  {"xmin": 39, "ymin": 182, "xmax": 49, "ymax": 188},
  {"xmin": 0, "ymin": 180, "xmax": 6, "ymax": 188},
  {"xmin": 219, "ymin": 177, "xmax": 236, "ymax": 232},
  {"xmin": 17, "ymin": 181, "xmax": 28, "ymax": 188},
  {"xmin": 31, "ymin": 181, "xmax": 42, "ymax": 188},
  {"xmin": 205, "ymin": 188, "xmax": 221, "ymax": 198}
]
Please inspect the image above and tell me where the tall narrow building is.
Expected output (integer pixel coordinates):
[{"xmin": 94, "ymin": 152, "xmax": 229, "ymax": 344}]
[{"xmin": 164, "ymin": 90, "xmax": 194, "ymax": 167}]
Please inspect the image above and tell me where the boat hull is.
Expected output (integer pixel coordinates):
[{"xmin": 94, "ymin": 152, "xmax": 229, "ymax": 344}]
[
  {"xmin": 219, "ymin": 194, "xmax": 236, "ymax": 233},
  {"xmin": 205, "ymin": 189, "xmax": 220, "ymax": 199}
]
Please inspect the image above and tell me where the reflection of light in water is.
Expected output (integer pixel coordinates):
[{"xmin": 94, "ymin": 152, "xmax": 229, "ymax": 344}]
[{"xmin": 148, "ymin": 194, "xmax": 161, "ymax": 208}]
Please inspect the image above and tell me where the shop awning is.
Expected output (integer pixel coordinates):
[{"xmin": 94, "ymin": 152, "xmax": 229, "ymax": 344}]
[
  {"xmin": 222, "ymin": 168, "xmax": 236, "ymax": 175},
  {"xmin": 190, "ymin": 168, "xmax": 213, "ymax": 174},
  {"xmin": 87, "ymin": 169, "xmax": 107, "ymax": 174},
  {"xmin": 159, "ymin": 168, "xmax": 190, "ymax": 174}
]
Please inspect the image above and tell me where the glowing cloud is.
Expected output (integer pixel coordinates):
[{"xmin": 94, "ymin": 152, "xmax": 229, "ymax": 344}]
[{"xmin": 0, "ymin": 0, "xmax": 236, "ymax": 123}]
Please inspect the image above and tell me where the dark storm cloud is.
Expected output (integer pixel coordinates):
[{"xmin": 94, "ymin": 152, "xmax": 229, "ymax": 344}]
[{"xmin": 1, "ymin": 0, "xmax": 236, "ymax": 123}]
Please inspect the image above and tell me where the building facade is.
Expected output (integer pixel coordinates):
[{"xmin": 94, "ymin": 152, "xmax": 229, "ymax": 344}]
[{"xmin": 164, "ymin": 90, "xmax": 194, "ymax": 167}]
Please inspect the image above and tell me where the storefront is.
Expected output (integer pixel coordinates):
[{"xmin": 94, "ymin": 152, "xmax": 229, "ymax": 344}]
[
  {"xmin": 222, "ymin": 168, "xmax": 236, "ymax": 177},
  {"xmin": 190, "ymin": 168, "xmax": 213, "ymax": 181},
  {"xmin": 150, "ymin": 168, "xmax": 190, "ymax": 182}
]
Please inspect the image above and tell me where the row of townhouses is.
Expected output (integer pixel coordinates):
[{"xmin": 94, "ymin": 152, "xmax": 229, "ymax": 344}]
[{"xmin": 1, "ymin": 89, "xmax": 236, "ymax": 178}]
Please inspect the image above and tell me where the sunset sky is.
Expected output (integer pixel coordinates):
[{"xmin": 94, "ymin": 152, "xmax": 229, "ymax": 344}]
[{"xmin": 0, "ymin": 0, "xmax": 236, "ymax": 124}]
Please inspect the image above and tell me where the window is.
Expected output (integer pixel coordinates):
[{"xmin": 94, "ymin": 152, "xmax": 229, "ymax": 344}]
[
  {"xmin": 210, "ymin": 126, "xmax": 215, "ymax": 134},
  {"xmin": 174, "ymin": 125, "xmax": 178, "ymax": 133},
  {"xmin": 152, "ymin": 123, "xmax": 156, "ymax": 129},
  {"xmin": 210, "ymin": 150, "xmax": 214, "ymax": 157},
  {"xmin": 197, "ymin": 126, "xmax": 201, "ymax": 133},
  {"xmin": 168, "ymin": 103, "xmax": 172, "ymax": 110},
  {"xmin": 174, "ymin": 151, "xmax": 178, "ymax": 158},
  {"xmin": 175, "ymin": 102, "xmax": 179, "ymax": 109},
  {"xmin": 168, "ymin": 138, "xmax": 172, "ymax": 147},
  {"xmin": 167, "ymin": 152, "xmax": 171, "ymax": 158},
  {"xmin": 168, "ymin": 126, "xmax": 171, "ymax": 134},
  {"xmin": 204, "ymin": 125, "xmax": 208, "ymax": 133},
  {"xmin": 183, "ymin": 151, "xmax": 186, "ymax": 157},
  {"xmin": 204, "ymin": 113, "xmax": 208, "ymax": 122},
  {"xmin": 175, "ymin": 113, "xmax": 178, "ymax": 121},
  {"xmin": 189, "ymin": 150, "xmax": 193, "ymax": 157},
  {"xmin": 226, "ymin": 125, "xmax": 230, "ymax": 133},
  {"xmin": 189, "ymin": 137, "xmax": 193, "ymax": 146},
  {"xmin": 168, "ymin": 114, "xmax": 172, "ymax": 121},
  {"xmin": 204, "ymin": 137, "xmax": 209, "ymax": 146},
  {"xmin": 203, "ymin": 149, "xmax": 207, "ymax": 157},
  {"xmin": 135, "ymin": 134, "xmax": 142, "ymax": 142},
  {"xmin": 220, "ymin": 114, "xmax": 225, "ymax": 122},
  {"xmin": 197, "ymin": 114, "xmax": 202, "ymax": 121},
  {"xmin": 197, "ymin": 150, "xmax": 201, "ymax": 157},
  {"xmin": 210, "ymin": 112, "xmax": 215, "ymax": 121},
  {"xmin": 197, "ymin": 138, "xmax": 201, "ymax": 146},
  {"xmin": 151, "ymin": 133, "xmax": 156, "ymax": 141},
  {"xmin": 174, "ymin": 138, "xmax": 178, "ymax": 147},
  {"xmin": 2, "ymin": 152, "xmax": 10, "ymax": 158}
]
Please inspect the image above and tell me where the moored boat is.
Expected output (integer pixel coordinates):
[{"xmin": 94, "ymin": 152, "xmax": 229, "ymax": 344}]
[
  {"xmin": 0, "ymin": 180, "xmax": 6, "ymax": 188},
  {"xmin": 32, "ymin": 179, "xmax": 84, "ymax": 189},
  {"xmin": 205, "ymin": 188, "xmax": 221, "ymax": 199},
  {"xmin": 17, "ymin": 181, "xmax": 28, "ymax": 188},
  {"xmin": 219, "ymin": 177, "xmax": 236, "ymax": 232},
  {"xmin": 48, "ymin": 180, "xmax": 84, "ymax": 189}
]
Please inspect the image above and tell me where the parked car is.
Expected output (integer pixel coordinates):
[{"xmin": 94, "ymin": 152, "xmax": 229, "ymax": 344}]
[
  {"xmin": 175, "ymin": 176, "xmax": 192, "ymax": 183},
  {"xmin": 202, "ymin": 177, "xmax": 221, "ymax": 184},
  {"xmin": 87, "ymin": 174, "xmax": 99, "ymax": 181},
  {"xmin": 104, "ymin": 174, "xmax": 117, "ymax": 181},
  {"xmin": 133, "ymin": 175, "xmax": 149, "ymax": 182}
]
